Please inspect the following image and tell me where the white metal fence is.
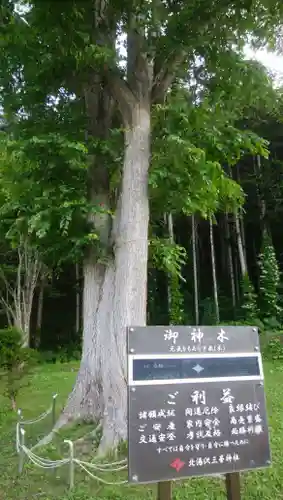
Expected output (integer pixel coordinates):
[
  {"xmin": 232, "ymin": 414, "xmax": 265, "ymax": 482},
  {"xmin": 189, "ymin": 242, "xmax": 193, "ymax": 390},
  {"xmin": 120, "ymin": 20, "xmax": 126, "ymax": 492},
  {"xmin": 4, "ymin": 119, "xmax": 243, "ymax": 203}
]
[{"xmin": 16, "ymin": 395, "xmax": 128, "ymax": 490}]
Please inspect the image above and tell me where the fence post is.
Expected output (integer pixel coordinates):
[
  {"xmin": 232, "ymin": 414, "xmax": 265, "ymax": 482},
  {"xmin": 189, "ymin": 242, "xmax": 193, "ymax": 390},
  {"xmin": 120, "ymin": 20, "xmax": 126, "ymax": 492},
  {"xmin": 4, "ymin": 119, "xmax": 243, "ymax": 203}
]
[
  {"xmin": 19, "ymin": 428, "xmax": 26, "ymax": 474},
  {"xmin": 157, "ymin": 481, "xmax": 172, "ymax": 500},
  {"xmin": 225, "ymin": 472, "xmax": 241, "ymax": 500},
  {"xmin": 52, "ymin": 393, "xmax": 58, "ymax": 429},
  {"xmin": 16, "ymin": 409, "xmax": 23, "ymax": 453},
  {"xmin": 64, "ymin": 439, "xmax": 74, "ymax": 490}
]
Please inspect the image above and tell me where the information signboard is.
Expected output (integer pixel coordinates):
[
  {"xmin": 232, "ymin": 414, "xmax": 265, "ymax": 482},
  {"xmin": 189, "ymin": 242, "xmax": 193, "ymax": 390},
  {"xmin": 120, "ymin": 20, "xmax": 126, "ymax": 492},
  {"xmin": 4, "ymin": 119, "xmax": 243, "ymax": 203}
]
[{"xmin": 127, "ymin": 326, "xmax": 271, "ymax": 484}]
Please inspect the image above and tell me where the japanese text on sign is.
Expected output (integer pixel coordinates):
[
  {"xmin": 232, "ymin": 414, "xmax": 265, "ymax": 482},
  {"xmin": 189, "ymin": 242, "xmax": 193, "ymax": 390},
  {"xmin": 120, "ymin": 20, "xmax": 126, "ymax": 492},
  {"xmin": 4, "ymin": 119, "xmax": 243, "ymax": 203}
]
[{"xmin": 127, "ymin": 325, "xmax": 270, "ymax": 484}]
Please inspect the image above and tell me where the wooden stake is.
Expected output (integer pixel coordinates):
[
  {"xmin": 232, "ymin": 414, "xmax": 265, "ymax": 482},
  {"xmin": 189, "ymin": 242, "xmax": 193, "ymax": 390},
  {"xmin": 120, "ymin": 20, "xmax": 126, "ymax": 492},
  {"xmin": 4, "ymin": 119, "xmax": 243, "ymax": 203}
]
[
  {"xmin": 225, "ymin": 473, "xmax": 241, "ymax": 500},
  {"xmin": 157, "ymin": 481, "xmax": 172, "ymax": 500}
]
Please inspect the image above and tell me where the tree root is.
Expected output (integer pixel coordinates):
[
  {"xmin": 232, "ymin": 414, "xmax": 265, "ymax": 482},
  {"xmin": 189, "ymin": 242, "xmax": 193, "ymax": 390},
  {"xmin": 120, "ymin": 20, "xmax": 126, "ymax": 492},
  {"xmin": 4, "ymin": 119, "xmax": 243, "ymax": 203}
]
[
  {"xmin": 32, "ymin": 413, "xmax": 69, "ymax": 449},
  {"xmin": 32, "ymin": 429, "xmax": 56, "ymax": 450},
  {"xmin": 74, "ymin": 423, "xmax": 102, "ymax": 445},
  {"xmin": 33, "ymin": 416, "xmax": 103, "ymax": 452}
]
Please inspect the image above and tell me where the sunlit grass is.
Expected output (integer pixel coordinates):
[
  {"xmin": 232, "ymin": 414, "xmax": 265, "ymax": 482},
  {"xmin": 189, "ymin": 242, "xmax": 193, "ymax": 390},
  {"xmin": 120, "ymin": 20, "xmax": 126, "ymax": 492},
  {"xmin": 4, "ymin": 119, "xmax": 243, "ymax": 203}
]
[{"xmin": 0, "ymin": 361, "xmax": 282, "ymax": 499}]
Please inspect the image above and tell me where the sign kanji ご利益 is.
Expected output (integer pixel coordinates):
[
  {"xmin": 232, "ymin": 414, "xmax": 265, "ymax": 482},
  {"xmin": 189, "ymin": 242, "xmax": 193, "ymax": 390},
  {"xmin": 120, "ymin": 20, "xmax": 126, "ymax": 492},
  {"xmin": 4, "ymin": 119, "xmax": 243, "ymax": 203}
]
[{"xmin": 127, "ymin": 326, "xmax": 271, "ymax": 484}]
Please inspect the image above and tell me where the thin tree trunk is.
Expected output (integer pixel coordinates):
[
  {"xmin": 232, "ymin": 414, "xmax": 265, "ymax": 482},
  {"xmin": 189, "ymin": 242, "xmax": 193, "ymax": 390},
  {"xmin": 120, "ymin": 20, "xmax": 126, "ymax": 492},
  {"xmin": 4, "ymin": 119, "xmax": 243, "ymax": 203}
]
[
  {"xmin": 219, "ymin": 216, "xmax": 227, "ymax": 276},
  {"xmin": 75, "ymin": 263, "xmax": 80, "ymax": 333},
  {"xmin": 163, "ymin": 213, "xmax": 170, "ymax": 313},
  {"xmin": 0, "ymin": 241, "xmax": 41, "ymax": 346},
  {"xmin": 168, "ymin": 213, "xmax": 174, "ymax": 243},
  {"xmin": 255, "ymin": 155, "xmax": 267, "ymax": 229},
  {"xmin": 11, "ymin": 396, "xmax": 17, "ymax": 412},
  {"xmin": 167, "ymin": 212, "xmax": 174, "ymax": 321},
  {"xmin": 236, "ymin": 164, "xmax": 247, "ymax": 263},
  {"xmin": 229, "ymin": 165, "xmax": 248, "ymax": 280},
  {"xmin": 235, "ymin": 212, "xmax": 248, "ymax": 277},
  {"xmin": 240, "ymin": 215, "xmax": 247, "ymax": 262},
  {"xmin": 196, "ymin": 219, "xmax": 201, "ymax": 306},
  {"xmin": 224, "ymin": 213, "xmax": 237, "ymax": 313},
  {"xmin": 36, "ymin": 280, "xmax": 44, "ymax": 332},
  {"xmin": 18, "ymin": 243, "xmax": 41, "ymax": 347},
  {"xmin": 192, "ymin": 215, "xmax": 199, "ymax": 325},
  {"xmin": 234, "ymin": 250, "xmax": 240, "ymax": 303},
  {"xmin": 209, "ymin": 218, "xmax": 220, "ymax": 323},
  {"xmin": 35, "ymin": 276, "xmax": 45, "ymax": 349}
]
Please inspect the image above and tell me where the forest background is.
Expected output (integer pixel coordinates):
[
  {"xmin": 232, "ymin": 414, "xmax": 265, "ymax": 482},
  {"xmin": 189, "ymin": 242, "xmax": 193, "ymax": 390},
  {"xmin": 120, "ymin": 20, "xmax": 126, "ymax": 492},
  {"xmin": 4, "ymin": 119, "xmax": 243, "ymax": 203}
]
[{"xmin": 1, "ymin": 0, "xmax": 283, "ymax": 452}]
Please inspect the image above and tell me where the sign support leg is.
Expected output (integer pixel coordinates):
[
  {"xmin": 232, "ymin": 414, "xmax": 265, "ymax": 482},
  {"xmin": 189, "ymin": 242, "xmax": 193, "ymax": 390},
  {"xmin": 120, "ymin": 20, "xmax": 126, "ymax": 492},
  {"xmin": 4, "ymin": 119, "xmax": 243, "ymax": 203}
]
[
  {"xmin": 157, "ymin": 481, "xmax": 172, "ymax": 500},
  {"xmin": 225, "ymin": 473, "xmax": 241, "ymax": 500}
]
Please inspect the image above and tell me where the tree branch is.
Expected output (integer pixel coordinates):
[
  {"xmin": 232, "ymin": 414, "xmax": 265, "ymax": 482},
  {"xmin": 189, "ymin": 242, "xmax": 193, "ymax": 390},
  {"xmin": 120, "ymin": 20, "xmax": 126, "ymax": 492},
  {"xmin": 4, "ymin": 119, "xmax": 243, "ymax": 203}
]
[
  {"xmin": 127, "ymin": 14, "xmax": 153, "ymax": 103},
  {"xmin": 152, "ymin": 49, "xmax": 187, "ymax": 103},
  {"xmin": 105, "ymin": 68, "xmax": 138, "ymax": 126},
  {"xmin": 0, "ymin": 267, "xmax": 15, "ymax": 298},
  {"xmin": 0, "ymin": 295, "xmax": 16, "ymax": 326}
]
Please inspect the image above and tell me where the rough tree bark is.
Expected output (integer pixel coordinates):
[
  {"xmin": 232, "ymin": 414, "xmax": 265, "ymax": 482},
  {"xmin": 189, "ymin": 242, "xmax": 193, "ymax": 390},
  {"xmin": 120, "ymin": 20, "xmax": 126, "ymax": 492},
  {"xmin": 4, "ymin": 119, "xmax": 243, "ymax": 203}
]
[
  {"xmin": 46, "ymin": 3, "xmax": 185, "ymax": 454},
  {"xmin": 53, "ymin": 102, "xmax": 150, "ymax": 454},
  {"xmin": 50, "ymin": 61, "xmax": 152, "ymax": 456}
]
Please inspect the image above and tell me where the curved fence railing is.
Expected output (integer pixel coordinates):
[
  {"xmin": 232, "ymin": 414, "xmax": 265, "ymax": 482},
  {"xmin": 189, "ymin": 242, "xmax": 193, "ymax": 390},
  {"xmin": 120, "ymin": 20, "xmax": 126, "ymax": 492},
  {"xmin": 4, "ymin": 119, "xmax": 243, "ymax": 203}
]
[{"xmin": 15, "ymin": 396, "xmax": 128, "ymax": 490}]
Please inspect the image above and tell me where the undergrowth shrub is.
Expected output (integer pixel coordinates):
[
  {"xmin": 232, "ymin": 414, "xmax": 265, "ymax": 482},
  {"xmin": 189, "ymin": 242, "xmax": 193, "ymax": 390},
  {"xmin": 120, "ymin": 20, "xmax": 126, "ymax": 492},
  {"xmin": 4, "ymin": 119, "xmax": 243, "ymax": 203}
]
[
  {"xmin": 0, "ymin": 327, "xmax": 37, "ymax": 410},
  {"xmin": 241, "ymin": 273, "xmax": 259, "ymax": 322},
  {"xmin": 258, "ymin": 232, "xmax": 281, "ymax": 324},
  {"xmin": 263, "ymin": 335, "xmax": 283, "ymax": 361}
]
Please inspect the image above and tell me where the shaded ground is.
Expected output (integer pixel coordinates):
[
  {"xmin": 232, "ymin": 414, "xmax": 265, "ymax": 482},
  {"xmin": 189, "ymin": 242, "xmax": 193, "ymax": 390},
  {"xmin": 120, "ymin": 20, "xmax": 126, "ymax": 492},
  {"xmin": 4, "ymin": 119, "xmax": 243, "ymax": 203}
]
[{"xmin": 0, "ymin": 361, "xmax": 282, "ymax": 499}]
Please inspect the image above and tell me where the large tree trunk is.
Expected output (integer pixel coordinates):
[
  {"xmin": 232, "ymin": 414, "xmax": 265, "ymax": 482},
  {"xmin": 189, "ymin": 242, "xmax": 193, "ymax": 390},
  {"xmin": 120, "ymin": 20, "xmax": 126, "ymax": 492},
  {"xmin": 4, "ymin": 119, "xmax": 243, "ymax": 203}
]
[
  {"xmin": 53, "ymin": 103, "xmax": 150, "ymax": 454},
  {"xmin": 99, "ymin": 104, "xmax": 150, "ymax": 453},
  {"xmin": 46, "ymin": 1, "xmax": 182, "ymax": 453}
]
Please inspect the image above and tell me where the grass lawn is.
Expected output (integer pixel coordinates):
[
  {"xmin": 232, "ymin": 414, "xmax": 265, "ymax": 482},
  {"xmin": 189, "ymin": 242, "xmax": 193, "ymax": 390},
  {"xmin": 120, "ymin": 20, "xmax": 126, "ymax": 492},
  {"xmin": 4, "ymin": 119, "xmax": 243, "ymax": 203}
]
[{"xmin": 0, "ymin": 360, "xmax": 283, "ymax": 499}]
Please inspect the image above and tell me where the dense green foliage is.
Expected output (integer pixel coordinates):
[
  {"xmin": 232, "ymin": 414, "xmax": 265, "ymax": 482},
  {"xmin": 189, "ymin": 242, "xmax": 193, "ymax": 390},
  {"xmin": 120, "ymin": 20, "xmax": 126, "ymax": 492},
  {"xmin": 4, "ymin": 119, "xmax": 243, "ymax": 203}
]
[
  {"xmin": 0, "ymin": 1, "xmax": 283, "ymax": 359},
  {"xmin": 241, "ymin": 273, "xmax": 259, "ymax": 323},
  {"xmin": 258, "ymin": 232, "xmax": 281, "ymax": 323},
  {"xmin": 0, "ymin": 327, "xmax": 37, "ymax": 408}
]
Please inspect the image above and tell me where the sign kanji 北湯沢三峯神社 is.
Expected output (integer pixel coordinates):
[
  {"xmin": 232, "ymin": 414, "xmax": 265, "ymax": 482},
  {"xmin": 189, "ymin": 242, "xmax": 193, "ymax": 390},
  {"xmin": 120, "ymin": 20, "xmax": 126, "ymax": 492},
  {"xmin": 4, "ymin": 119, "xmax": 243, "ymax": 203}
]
[{"xmin": 127, "ymin": 326, "xmax": 271, "ymax": 484}]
